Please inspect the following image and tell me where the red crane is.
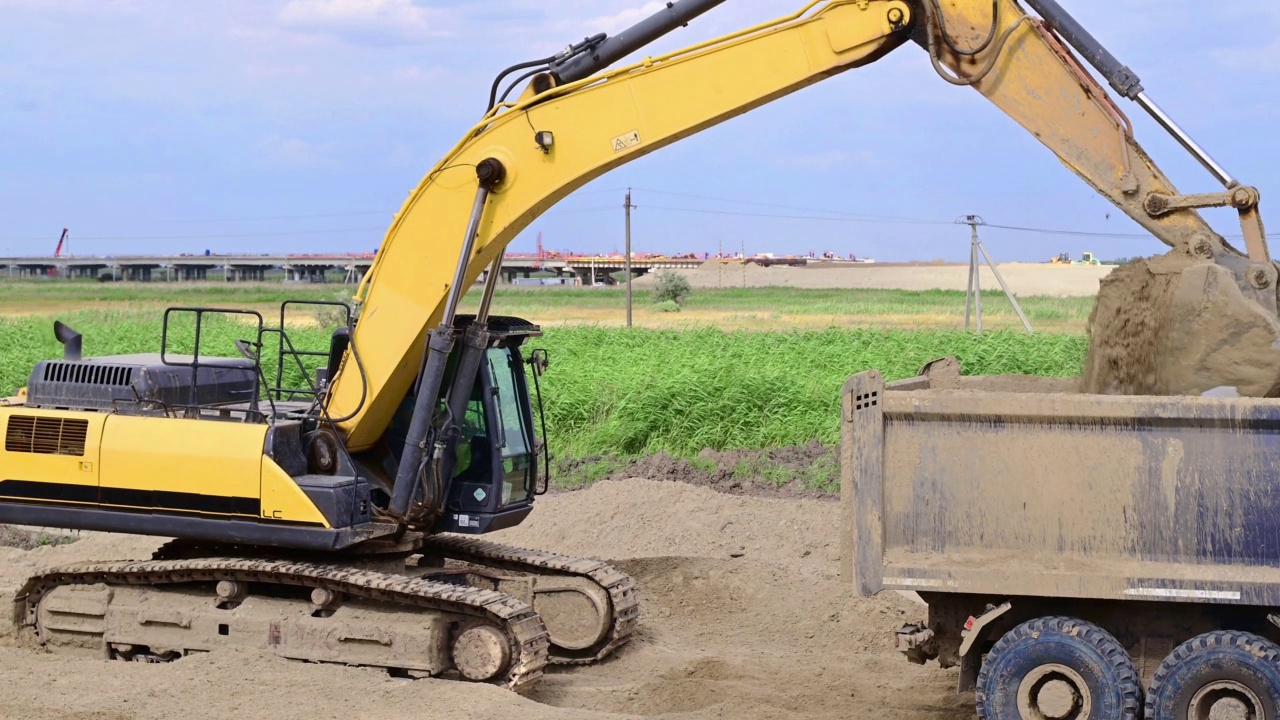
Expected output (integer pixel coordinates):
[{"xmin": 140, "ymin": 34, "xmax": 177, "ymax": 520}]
[{"xmin": 53, "ymin": 228, "xmax": 69, "ymax": 258}]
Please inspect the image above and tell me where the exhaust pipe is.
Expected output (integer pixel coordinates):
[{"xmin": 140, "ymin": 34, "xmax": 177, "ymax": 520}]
[{"xmin": 53, "ymin": 321, "xmax": 82, "ymax": 362}]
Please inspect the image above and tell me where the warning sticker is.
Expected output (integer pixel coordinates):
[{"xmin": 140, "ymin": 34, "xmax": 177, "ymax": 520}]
[{"xmin": 611, "ymin": 130, "xmax": 641, "ymax": 153}]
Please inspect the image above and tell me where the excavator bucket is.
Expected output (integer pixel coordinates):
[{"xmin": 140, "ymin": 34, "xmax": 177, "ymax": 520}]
[{"xmin": 1083, "ymin": 251, "xmax": 1280, "ymax": 397}]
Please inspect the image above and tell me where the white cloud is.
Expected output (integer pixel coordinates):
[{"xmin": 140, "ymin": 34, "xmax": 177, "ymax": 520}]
[{"xmin": 278, "ymin": 0, "xmax": 449, "ymax": 43}]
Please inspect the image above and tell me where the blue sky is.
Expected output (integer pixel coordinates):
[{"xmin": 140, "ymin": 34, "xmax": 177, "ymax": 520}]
[{"xmin": 1, "ymin": 0, "xmax": 1276, "ymax": 262}]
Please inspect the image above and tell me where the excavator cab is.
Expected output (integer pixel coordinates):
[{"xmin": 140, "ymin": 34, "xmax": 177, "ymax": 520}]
[
  {"xmin": 371, "ymin": 315, "xmax": 549, "ymax": 535},
  {"xmin": 434, "ymin": 316, "xmax": 546, "ymax": 533}
]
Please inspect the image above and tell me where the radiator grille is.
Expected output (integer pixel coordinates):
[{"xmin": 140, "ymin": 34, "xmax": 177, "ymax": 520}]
[
  {"xmin": 42, "ymin": 362, "xmax": 134, "ymax": 387},
  {"xmin": 4, "ymin": 415, "xmax": 89, "ymax": 456}
]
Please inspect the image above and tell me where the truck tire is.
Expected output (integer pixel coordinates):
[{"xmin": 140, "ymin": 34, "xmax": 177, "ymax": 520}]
[
  {"xmin": 975, "ymin": 616, "xmax": 1141, "ymax": 720},
  {"xmin": 1145, "ymin": 631, "xmax": 1280, "ymax": 720}
]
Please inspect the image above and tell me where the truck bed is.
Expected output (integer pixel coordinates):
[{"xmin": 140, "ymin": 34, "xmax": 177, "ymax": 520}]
[{"xmin": 841, "ymin": 358, "xmax": 1280, "ymax": 608}]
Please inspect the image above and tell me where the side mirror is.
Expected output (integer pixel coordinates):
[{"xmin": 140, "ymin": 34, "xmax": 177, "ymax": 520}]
[
  {"xmin": 527, "ymin": 349, "xmax": 549, "ymax": 377},
  {"xmin": 234, "ymin": 339, "xmax": 260, "ymax": 362}
]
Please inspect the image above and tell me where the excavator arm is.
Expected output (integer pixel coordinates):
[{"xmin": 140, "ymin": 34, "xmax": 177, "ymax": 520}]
[{"xmin": 328, "ymin": 0, "xmax": 1277, "ymax": 478}]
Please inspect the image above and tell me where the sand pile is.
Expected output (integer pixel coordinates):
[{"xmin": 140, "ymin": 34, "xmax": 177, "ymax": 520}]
[
  {"xmin": 494, "ymin": 479, "xmax": 843, "ymax": 576},
  {"xmin": 1083, "ymin": 253, "xmax": 1280, "ymax": 396},
  {"xmin": 0, "ymin": 480, "xmax": 969, "ymax": 720}
]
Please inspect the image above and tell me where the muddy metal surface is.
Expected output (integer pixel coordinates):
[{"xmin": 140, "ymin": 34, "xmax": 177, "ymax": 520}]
[{"xmin": 0, "ymin": 479, "xmax": 971, "ymax": 720}]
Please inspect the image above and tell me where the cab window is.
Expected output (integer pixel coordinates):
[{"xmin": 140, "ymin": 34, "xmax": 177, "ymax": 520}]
[{"xmin": 487, "ymin": 348, "xmax": 535, "ymax": 505}]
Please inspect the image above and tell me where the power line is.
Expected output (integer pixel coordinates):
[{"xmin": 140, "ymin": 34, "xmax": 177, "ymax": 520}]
[
  {"xmin": 638, "ymin": 194, "xmax": 1245, "ymax": 241},
  {"xmin": 986, "ymin": 222, "xmax": 1245, "ymax": 241},
  {"xmin": 1, "ymin": 227, "xmax": 384, "ymax": 243},
  {"xmin": 87, "ymin": 210, "xmax": 389, "ymax": 226},
  {"xmin": 630, "ymin": 186, "xmax": 946, "ymax": 224},
  {"xmin": 1, "ymin": 186, "xmax": 1247, "ymax": 244},
  {"xmin": 0, "ymin": 205, "xmax": 619, "ymax": 243},
  {"xmin": 985, "ymin": 223, "xmax": 1151, "ymax": 239},
  {"xmin": 642, "ymin": 204, "xmax": 953, "ymax": 226},
  {"xmin": 544, "ymin": 206, "xmax": 618, "ymax": 216},
  {"xmin": 565, "ymin": 187, "xmax": 629, "ymax": 197}
]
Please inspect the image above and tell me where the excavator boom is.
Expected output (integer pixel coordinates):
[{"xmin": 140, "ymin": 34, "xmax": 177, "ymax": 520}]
[{"xmin": 329, "ymin": 0, "xmax": 1276, "ymax": 459}]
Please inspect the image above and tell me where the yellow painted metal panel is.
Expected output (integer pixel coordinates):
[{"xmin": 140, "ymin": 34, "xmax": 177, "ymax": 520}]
[
  {"xmin": 261, "ymin": 456, "xmax": 329, "ymax": 527},
  {"xmin": 99, "ymin": 415, "xmax": 264, "ymax": 508},
  {"xmin": 0, "ymin": 408, "xmax": 104, "ymax": 496}
]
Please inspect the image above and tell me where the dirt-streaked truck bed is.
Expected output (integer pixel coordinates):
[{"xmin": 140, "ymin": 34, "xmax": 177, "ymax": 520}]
[{"xmin": 841, "ymin": 357, "xmax": 1280, "ymax": 702}]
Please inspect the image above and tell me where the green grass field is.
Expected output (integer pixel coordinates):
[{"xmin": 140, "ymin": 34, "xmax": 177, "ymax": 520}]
[{"xmin": 0, "ymin": 280, "xmax": 1095, "ymax": 328}]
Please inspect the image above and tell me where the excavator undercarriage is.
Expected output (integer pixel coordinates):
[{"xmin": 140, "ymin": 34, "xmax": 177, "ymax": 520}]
[{"xmin": 17, "ymin": 535, "xmax": 637, "ymax": 690}]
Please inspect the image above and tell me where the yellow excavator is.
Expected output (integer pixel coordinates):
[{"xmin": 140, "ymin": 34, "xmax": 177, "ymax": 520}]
[{"xmin": 1, "ymin": 0, "xmax": 1273, "ymax": 693}]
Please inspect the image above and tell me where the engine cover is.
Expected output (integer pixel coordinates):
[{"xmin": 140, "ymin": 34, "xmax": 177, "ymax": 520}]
[{"xmin": 25, "ymin": 354, "xmax": 258, "ymax": 413}]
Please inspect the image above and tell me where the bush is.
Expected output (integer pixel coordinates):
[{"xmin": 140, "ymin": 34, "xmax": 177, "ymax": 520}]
[
  {"xmin": 653, "ymin": 270, "xmax": 692, "ymax": 305},
  {"xmin": 652, "ymin": 300, "xmax": 681, "ymax": 313}
]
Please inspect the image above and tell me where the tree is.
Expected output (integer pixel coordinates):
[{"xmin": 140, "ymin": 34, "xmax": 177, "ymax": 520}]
[{"xmin": 653, "ymin": 270, "xmax": 692, "ymax": 305}]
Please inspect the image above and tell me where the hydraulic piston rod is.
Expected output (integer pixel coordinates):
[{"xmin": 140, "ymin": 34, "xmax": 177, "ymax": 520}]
[
  {"xmin": 1135, "ymin": 93, "xmax": 1237, "ymax": 188},
  {"xmin": 551, "ymin": 0, "xmax": 730, "ymax": 84},
  {"xmin": 1022, "ymin": 0, "xmax": 1237, "ymax": 188},
  {"xmin": 389, "ymin": 160, "xmax": 506, "ymax": 517}
]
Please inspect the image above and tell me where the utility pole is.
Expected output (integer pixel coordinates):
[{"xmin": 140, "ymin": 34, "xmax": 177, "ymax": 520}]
[
  {"xmin": 718, "ymin": 238, "xmax": 723, "ymax": 288},
  {"xmin": 625, "ymin": 188, "xmax": 635, "ymax": 328},
  {"xmin": 964, "ymin": 219, "xmax": 982, "ymax": 333},
  {"xmin": 960, "ymin": 215, "xmax": 1033, "ymax": 334}
]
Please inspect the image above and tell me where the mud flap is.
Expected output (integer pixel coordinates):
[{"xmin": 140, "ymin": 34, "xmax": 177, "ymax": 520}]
[{"xmin": 957, "ymin": 602, "xmax": 1013, "ymax": 693}]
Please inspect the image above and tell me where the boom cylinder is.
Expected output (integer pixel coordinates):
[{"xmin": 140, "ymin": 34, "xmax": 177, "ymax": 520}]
[
  {"xmin": 1020, "ymin": 0, "xmax": 1143, "ymax": 99},
  {"xmin": 551, "ymin": 0, "xmax": 730, "ymax": 84},
  {"xmin": 1022, "ymin": 0, "xmax": 1237, "ymax": 188},
  {"xmin": 389, "ymin": 160, "xmax": 506, "ymax": 517}
]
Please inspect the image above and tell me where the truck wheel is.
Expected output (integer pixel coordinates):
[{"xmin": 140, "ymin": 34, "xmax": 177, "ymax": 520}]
[
  {"xmin": 1145, "ymin": 631, "xmax": 1280, "ymax": 720},
  {"xmin": 976, "ymin": 616, "xmax": 1141, "ymax": 720}
]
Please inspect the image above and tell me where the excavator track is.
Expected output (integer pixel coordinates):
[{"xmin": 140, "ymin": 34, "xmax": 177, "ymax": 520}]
[
  {"xmin": 149, "ymin": 534, "xmax": 639, "ymax": 664},
  {"xmin": 425, "ymin": 535, "xmax": 640, "ymax": 664},
  {"xmin": 13, "ymin": 558, "xmax": 550, "ymax": 691}
]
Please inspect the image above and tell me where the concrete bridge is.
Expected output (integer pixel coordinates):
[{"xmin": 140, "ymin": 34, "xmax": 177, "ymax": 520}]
[{"xmin": 0, "ymin": 253, "xmax": 710, "ymax": 284}]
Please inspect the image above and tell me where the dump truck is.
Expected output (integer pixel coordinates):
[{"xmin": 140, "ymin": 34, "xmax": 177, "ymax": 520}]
[{"xmin": 844, "ymin": 357, "xmax": 1280, "ymax": 719}]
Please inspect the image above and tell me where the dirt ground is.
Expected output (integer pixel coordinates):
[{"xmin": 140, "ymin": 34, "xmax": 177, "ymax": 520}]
[
  {"xmin": 0, "ymin": 479, "xmax": 971, "ymax": 720},
  {"xmin": 635, "ymin": 261, "xmax": 1113, "ymax": 297}
]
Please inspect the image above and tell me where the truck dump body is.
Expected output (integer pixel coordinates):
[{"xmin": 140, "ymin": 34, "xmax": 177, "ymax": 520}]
[{"xmin": 842, "ymin": 362, "xmax": 1280, "ymax": 608}]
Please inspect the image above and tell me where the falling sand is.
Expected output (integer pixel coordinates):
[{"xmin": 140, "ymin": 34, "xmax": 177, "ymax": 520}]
[{"xmin": 1084, "ymin": 251, "xmax": 1280, "ymax": 397}]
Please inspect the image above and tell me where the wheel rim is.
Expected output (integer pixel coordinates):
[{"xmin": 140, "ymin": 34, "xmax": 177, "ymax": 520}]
[
  {"xmin": 1016, "ymin": 663, "xmax": 1094, "ymax": 720},
  {"xmin": 1189, "ymin": 680, "xmax": 1264, "ymax": 720}
]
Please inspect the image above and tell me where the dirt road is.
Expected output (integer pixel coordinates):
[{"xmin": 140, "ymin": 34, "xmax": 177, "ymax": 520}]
[{"xmin": 0, "ymin": 479, "xmax": 971, "ymax": 720}]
